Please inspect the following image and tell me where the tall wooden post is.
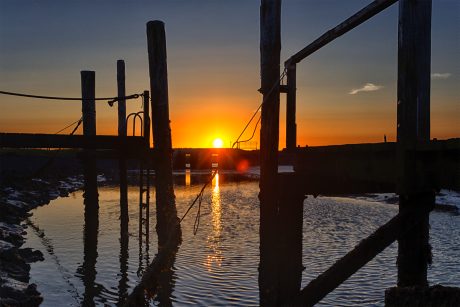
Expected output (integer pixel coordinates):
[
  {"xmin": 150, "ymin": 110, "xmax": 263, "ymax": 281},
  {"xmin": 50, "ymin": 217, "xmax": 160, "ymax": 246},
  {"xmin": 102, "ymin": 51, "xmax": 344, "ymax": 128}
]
[
  {"xmin": 259, "ymin": 0, "xmax": 281, "ymax": 305},
  {"xmin": 81, "ymin": 71, "xmax": 96, "ymax": 136},
  {"xmin": 80, "ymin": 70, "xmax": 99, "ymax": 306},
  {"xmin": 80, "ymin": 70, "xmax": 98, "ymax": 200},
  {"xmin": 117, "ymin": 60, "xmax": 127, "ymax": 137},
  {"xmin": 116, "ymin": 61, "xmax": 129, "ymax": 297},
  {"xmin": 396, "ymin": 0, "xmax": 433, "ymax": 287},
  {"xmin": 147, "ymin": 20, "xmax": 180, "ymax": 248},
  {"xmin": 286, "ymin": 63, "xmax": 297, "ymax": 150}
]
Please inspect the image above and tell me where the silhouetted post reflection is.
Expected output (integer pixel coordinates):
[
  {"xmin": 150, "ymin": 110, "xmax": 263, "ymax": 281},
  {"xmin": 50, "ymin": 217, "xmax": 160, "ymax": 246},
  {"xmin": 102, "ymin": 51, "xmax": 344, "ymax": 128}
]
[
  {"xmin": 118, "ymin": 163, "xmax": 129, "ymax": 305},
  {"xmin": 79, "ymin": 157, "xmax": 99, "ymax": 306},
  {"xmin": 117, "ymin": 59, "xmax": 130, "ymax": 305},
  {"xmin": 79, "ymin": 70, "xmax": 100, "ymax": 306}
]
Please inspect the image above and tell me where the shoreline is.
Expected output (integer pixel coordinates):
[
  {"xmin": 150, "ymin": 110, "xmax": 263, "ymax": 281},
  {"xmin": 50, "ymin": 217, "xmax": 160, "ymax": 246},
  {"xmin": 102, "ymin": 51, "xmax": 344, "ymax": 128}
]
[{"xmin": 0, "ymin": 174, "xmax": 84, "ymax": 306}]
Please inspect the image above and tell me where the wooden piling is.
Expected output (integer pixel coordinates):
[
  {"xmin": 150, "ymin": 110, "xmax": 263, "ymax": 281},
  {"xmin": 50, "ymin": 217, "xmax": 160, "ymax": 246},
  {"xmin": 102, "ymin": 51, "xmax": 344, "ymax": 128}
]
[
  {"xmin": 396, "ymin": 0, "xmax": 433, "ymax": 287},
  {"xmin": 81, "ymin": 71, "xmax": 96, "ymax": 136},
  {"xmin": 286, "ymin": 63, "xmax": 297, "ymax": 150},
  {"xmin": 259, "ymin": 0, "xmax": 282, "ymax": 305},
  {"xmin": 80, "ymin": 70, "xmax": 99, "ymax": 304},
  {"xmin": 117, "ymin": 60, "xmax": 127, "ymax": 137},
  {"xmin": 117, "ymin": 61, "xmax": 129, "ymax": 242},
  {"xmin": 147, "ymin": 20, "xmax": 180, "ymax": 248}
]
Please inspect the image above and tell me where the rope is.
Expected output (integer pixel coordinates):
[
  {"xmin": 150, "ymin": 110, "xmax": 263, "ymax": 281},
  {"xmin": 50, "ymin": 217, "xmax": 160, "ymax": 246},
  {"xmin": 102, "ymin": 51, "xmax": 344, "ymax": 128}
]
[
  {"xmin": 179, "ymin": 170, "xmax": 218, "ymax": 235},
  {"xmin": 193, "ymin": 191, "xmax": 204, "ymax": 235},
  {"xmin": 232, "ymin": 68, "xmax": 287, "ymax": 148},
  {"xmin": 0, "ymin": 90, "xmax": 141, "ymax": 102},
  {"xmin": 54, "ymin": 117, "xmax": 83, "ymax": 134},
  {"xmin": 236, "ymin": 115, "xmax": 261, "ymax": 146},
  {"xmin": 31, "ymin": 118, "xmax": 82, "ymax": 178}
]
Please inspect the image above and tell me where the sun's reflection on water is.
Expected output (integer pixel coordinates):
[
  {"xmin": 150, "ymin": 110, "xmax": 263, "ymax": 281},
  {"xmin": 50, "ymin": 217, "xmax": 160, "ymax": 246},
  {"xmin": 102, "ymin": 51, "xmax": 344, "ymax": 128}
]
[
  {"xmin": 205, "ymin": 172, "xmax": 223, "ymax": 271},
  {"xmin": 185, "ymin": 169, "xmax": 191, "ymax": 187}
]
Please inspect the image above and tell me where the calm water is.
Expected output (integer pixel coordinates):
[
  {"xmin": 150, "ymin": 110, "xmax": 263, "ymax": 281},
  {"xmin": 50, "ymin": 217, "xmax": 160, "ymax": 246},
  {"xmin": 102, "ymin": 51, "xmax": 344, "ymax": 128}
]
[{"xmin": 24, "ymin": 172, "xmax": 460, "ymax": 306}]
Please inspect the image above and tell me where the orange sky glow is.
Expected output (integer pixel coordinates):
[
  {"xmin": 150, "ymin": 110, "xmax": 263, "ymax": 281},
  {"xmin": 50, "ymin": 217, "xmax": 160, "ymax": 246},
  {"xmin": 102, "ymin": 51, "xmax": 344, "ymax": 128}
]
[{"xmin": 0, "ymin": 1, "xmax": 458, "ymax": 148}]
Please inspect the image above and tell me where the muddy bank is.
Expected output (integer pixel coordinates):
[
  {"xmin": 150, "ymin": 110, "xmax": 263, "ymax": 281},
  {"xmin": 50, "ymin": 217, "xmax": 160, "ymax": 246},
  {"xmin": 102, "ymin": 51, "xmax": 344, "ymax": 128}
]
[
  {"xmin": 0, "ymin": 150, "xmax": 112, "ymax": 306},
  {"xmin": 0, "ymin": 174, "xmax": 84, "ymax": 306}
]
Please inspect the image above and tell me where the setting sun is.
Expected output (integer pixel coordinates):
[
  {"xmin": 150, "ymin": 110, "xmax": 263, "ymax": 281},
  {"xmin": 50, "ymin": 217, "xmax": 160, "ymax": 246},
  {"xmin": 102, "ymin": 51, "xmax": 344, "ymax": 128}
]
[{"xmin": 212, "ymin": 138, "xmax": 224, "ymax": 148}]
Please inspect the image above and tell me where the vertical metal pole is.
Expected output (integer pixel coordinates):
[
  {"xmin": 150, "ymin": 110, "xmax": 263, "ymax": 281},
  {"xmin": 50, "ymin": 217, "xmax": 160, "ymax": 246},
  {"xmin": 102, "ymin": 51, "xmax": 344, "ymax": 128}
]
[{"xmin": 396, "ymin": 0, "xmax": 433, "ymax": 287}]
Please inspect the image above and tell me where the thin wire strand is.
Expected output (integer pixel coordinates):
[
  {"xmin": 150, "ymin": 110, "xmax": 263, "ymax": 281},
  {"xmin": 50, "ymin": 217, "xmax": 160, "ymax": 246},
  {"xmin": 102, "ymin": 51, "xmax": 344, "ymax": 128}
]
[{"xmin": 237, "ymin": 115, "xmax": 261, "ymax": 145}]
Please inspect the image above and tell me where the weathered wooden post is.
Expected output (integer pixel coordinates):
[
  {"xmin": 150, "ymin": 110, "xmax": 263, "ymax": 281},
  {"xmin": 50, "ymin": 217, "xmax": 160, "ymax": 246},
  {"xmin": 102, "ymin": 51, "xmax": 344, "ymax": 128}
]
[
  {"xmin": 116, "ymin": 61, "xmax": 129, "ymax": 303},
  {"xmin": 259, "ymin": 0, "xmax": 282, "ymax": 304},
  {"xmin": 117, "ymin": 60, "xmax": 127, "ymax": 137},
  {"xmin": 147, "ymin": 20, "xmax": 181, "ymax": 248},
  {"xmin": 81, "ymin": 71, "xmax": 96, "ymax": 136},
  {"xmin": 286, "ymin": 63, "xmax": 297, "ymax": 150},
  {"xmin": 396, "ymin": 0, "xmax": 433, "ymax": 288},
  {"xmin": 80, "ymin": 70, "xmax": 98, "ymax": 202},
  {"xmin": 80, "ymin": 70, "xmax": 99, "ymax": 306},
  {"xmin": 116, "ymin": 61, "xmax": 129, "ymax": 241}
]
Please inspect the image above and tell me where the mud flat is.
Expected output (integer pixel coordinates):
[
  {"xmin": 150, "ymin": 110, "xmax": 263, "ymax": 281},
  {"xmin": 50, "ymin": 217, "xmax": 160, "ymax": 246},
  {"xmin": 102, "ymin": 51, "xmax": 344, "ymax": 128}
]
[
  {"xmin": 0, "ymin": 151, "xmax": 86, "ymax": 306},
  {"xmin": 0, "ymin": 174, "xmax": 84, "ymax": 306}
]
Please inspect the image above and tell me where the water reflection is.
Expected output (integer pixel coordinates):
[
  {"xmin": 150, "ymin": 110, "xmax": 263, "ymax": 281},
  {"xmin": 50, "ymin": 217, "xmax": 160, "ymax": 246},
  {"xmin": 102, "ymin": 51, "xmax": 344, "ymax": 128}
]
[
  {"xmin": 185, "ymin": 169, "xmax": 191, "ymax": 187},
  {"xmin": 137, "ymin": 166, "xmax": 150, "ymax": 278},
  {"xmin": 118, "ymin": 160, "xmax": 129, "ymax": 305},
  {"xmin": 78, "ymin": 158, "xmax": 100, "ymax": 306},
  {"xmin": 205, "ymin": 172, "xmax": 223, "ymax": 271}
]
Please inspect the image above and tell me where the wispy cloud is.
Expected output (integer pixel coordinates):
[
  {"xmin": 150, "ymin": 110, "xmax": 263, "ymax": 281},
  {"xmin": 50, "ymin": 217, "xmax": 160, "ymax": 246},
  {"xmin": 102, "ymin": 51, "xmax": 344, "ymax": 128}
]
[
  {"xmin": 431, "ymin": 73, "xmax": 451, "ymax": 80},
  {"xmin": 349, "ymin": 83, "xmax": 383, "ymax": 95}
]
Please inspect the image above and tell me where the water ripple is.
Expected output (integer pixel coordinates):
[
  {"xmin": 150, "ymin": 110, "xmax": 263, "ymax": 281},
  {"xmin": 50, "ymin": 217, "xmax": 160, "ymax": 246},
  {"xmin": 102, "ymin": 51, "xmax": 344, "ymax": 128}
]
[{"xmin": 23, "ymin": 181, "xmax": 460, "ymax": 306}]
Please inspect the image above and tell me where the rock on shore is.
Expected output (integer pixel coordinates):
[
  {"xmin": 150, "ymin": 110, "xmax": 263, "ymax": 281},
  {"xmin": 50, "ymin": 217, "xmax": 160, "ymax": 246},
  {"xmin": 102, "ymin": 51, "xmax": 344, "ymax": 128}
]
[{"xmin": 0, "ymin": 176, "xmax": 83, "ymax": 306}]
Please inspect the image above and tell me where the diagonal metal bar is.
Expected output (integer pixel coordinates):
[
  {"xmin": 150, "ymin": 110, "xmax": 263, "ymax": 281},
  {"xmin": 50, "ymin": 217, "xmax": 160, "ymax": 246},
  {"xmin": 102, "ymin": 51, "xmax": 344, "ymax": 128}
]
[{"xmin": 285, "ymin": 0, "xmax": 398, "ymax": 65}]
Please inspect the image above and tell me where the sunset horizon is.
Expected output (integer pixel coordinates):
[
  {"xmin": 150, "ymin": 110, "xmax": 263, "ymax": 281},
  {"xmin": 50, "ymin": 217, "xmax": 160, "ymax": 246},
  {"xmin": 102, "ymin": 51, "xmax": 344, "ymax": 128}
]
[{"xmin": 1, "ymin": 1, "xmax": 458, "ymax": 148}]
